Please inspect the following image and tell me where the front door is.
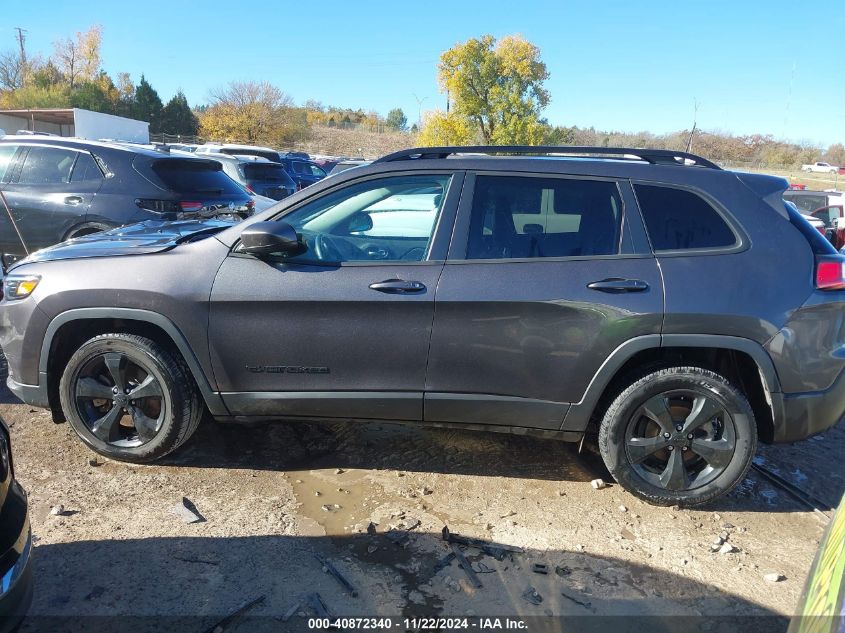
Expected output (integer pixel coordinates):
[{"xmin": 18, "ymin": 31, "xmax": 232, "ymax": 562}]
[
  {"xmin": 425, "ymin": 173, "xmax": 664, "ymax": 430},
  {"xmin": 209, "ymin": 171, "xmax": 463, "ymax": 421}
]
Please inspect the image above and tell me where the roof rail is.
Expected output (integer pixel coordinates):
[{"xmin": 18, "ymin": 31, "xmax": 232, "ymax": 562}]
[{"xmin": 374, "ymin": 145, "xmax": 721, "ymax": 170}]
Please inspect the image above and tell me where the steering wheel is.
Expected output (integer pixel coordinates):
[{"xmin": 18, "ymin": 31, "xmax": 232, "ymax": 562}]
[{"xmin": 314, "ymin": 233, "xmax": 343, "ymax": 262}]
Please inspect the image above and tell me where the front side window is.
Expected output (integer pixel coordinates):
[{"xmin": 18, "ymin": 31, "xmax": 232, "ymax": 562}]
[
  {"xmin": 634, "ymin": 184, "xmax": 737, "ymax": 251},
  {"xmin": 16, "ymin": 146, "xmax": 77, "ymax": 185},
  {"xmin": 268, "ymin": 174, "xmax": 451, "ymax": 263},
  {"xmin": 466, "ymin": 175, "xmax": 623, "ymax": 259}
]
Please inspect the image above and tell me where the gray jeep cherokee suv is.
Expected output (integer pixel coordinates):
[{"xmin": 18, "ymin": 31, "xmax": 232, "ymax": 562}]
[{"xmin": 2, "ymin": 145, "xmax": 843, "ymax": 507}]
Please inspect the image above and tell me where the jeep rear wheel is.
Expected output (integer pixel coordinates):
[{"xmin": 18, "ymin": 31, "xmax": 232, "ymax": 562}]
[
  {"xmin": 59, "ymin": 334, "xmax": 202, "ymax": 463},
  {"xmin": 599, "ymin": 366, "xmax": 756, "ymax": 507}
]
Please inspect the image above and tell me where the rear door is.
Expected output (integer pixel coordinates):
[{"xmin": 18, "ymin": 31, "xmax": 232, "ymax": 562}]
[
  {"xmin": 0, "ymin": 144, "xmax": 23, "ymax": 258},
  {"xmin": 425, "ymin": 172, "xmax": 663, "ymax": 430},
  {"xmin": 1, "ymin": 144, "xmax": 103, "ymax": 253}
]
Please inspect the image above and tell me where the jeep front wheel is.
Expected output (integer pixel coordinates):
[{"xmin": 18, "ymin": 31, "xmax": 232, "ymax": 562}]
[
  {"xmin": 59, "ymin": 333, "xmax": 202, "ymax": 463},
  {"xmin": 599, "ymin": 366, "xmax": 756, "ymax": 507}
]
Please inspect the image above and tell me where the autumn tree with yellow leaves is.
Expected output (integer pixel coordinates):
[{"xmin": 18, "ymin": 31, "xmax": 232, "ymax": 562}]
[{"xmin": 419, "ymin": 34, "xmax": 550, "ymax": 146}]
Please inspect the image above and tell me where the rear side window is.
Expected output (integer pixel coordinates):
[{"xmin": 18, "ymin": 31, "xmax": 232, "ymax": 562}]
[
  {"xmin": 70, "ymin": 152, "xmax": 103, "ymax": 183},
  {"xmin": 152, "ymin": 159, "xmax": 245, "ymax": 194},
  {"xmin": 17, "ymin": 146, "xmax": 76, "ymax": 185},
  {"xmin": 634, "ymin": 184, "xmax": 737, "ymax": 251},
  {"xmin": 241, "ymin": 163, "xmax": 291, "ymax": 184},
  {"xmin": 466, "ymin": 175, "xmax": 623, "ymax": 259}
]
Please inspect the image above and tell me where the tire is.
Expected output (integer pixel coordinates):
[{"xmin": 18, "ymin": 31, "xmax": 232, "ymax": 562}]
[
  {"xmin": 65, "ymin": 223, "xmax": 111, "ymax": 241},
  {"xmin": 598, "ymin": 366, "xmax": 756, "ymax": 507},
  {"xmin": 59, "ymin": 334, "xmax": 203, "ymax": 463}
]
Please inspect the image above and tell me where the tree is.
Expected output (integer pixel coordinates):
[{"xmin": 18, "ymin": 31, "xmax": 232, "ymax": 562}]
[
  {"xmin": 0, "ymin": 50, "xmax": 25, "ymax": 90},
  {"xmin": 160, "ymin": 91, "xmax": 199, "ymax": 136},
  {"xmin": 198, "ymin": 80, "xmax": 305, "ymax": 145},
  {"xmin": 133, "ymin": 75, "xmax": 164, "ymax": 131},
  {"xmin": 386, "ymin": 108, "xmax": 408, "ymax": 131},
  {"xmin": 52, "ymin": 25, "xmax": 102, "ymax": 89},
  {"xmin": 430, "ymin": 34, "xmax": 550, "ymax": 145},
  {"xmin": 825, "ymin": 143, "xmax": 845, "ymax": 166},
  {"xmin": 417, "ymin": 110, "xmax": 475, "ymax": 146}
]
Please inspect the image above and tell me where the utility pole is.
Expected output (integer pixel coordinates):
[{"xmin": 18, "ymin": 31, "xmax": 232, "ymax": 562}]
[
  {"xmin": 412, "ymin": 93, "xmax": 428, "ymax": 128},
  {"xmin": 686, "ymin": 98, "xmax": 699, "ymax": 153},
  {"xmin": 14, "ymin": 27, "xmax": 27, "ymax": 81}
]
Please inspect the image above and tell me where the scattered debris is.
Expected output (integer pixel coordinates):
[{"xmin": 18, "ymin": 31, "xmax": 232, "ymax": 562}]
[
  {"xmin": 87, "ymin": 458, "xmax": 101, "ymax": 467},
  {"xmin": 441, "ymin": 525, "xmax": 523, "ymax": 561},
  {"xmin": 203, "ymin": 595, "xmax": 265, "ymax": 633},
  {"xmin": 532, "ymin": 563, "xmax": 549, "ymax": 575},
  {"xmin": 314, "ymin": 554, "xmax": 357, "ymax": 597},
  {"xmin": 763, "ymin": 573, "xmax": 786, "ymax": 583},
  {"xmin": 366, "ymin": 545, "xmax": 378, "ymax": 554},
  {"xmin": 314, "ymin": 491, "xmax": 322, "ymax": 497},
  {"xmin": 522, "ymin": 586, "xmax": 543, "ymax": 605},
  {"xmin": 576, "ymin": 544, "xmax": 585, "ymax": 552},
  {"xmin": 561, "ymin": 589, "xmax": 596, "ymax": 612},
  {"xmin": 618, "ymin": 505, "xmax": 628, "ymax": 513},
  {"xmin": 281, "ymin": 601, "xmax": 301, "ymax": 623},
  {"xmin": 432, "ymin": 551, "xmax": 457, "ymax": 575},
  {"xmin": 718, "ymin": 543, "xmax": 737, "ymax": 555},
  {"xmin": 620, "ymin": 528, "xmax": 636, "ymax": 541},
  {"xmin": 450, "ymin": 543, "xmax": 483, "ymax": 589},
  {"xmin": 321, "ymin": 504, "xmax": 341, "ymax": 512},
  {"xmin": 305, "ymin": 593, "xmax": 333, "ymax": 619},
  {"xmin": 555, "ymin": 565, "xmax": 571, "ymax": 577},
  {"xmin": 723, "ymin": 523, "xmax": 736, "ymax": 529},
  {"xmin": 591, "ymin": 479, "xmax": 607, "ymax": 490},
  {"xmin": 170, "ymin": 497, "xmax": 205, "ymax": 524},
  {"xmin": 50, "ymin": 504, "xmax": 67, "ymax": 516},
  {"xmin": 335, "ymin": 468, "xmax": 345, "ymax": 475},
  {"xmin": 366, "ymin": 522, "xmax": 377, "ymax": 535},
  {"xmin": 420, "ymin": 486, "xmax": 433, "ymax": 495}
]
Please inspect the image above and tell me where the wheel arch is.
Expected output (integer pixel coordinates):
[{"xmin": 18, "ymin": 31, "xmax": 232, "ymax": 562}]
[
  {"xmin": 41, "ymin": 308, "xmax": 227, "ymax": 421},
  {"xmin": 563, "ymin": 334, "xmax": 782, "ymax": 443}
]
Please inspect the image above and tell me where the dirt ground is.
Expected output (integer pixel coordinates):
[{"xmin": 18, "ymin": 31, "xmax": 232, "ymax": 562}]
[{"xmin": 2, "ymin": 362, "xmax": 843, "ymax": 631}]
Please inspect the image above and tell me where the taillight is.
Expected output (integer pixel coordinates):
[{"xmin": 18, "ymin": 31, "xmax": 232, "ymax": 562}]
[
  {"xmin": 179, "ymin": 201, "xmax": 203, "ymax": 213},
  {"xmin": 816, "ymin": 225, "xmax": 827, "ymax": 237},
  {"xmin": 816, "ymin": 257, "xmax": 845, "ymax": 290},
  {"xmin": 245, "ymin": 184, "xmax": 254, "ymax": 193}
]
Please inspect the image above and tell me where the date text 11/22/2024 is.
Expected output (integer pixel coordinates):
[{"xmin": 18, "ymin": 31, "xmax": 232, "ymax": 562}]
[{"xmin": 307, "ymin": 618, "xmax": 528, "ymax": 629}]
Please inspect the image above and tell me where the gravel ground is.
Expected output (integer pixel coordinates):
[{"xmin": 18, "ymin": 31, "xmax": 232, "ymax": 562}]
[{"xmin": 2, "ymin": 356, "xmax": 843, "ymax": 631}]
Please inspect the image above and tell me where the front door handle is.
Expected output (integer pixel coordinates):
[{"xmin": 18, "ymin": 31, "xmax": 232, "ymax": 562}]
[
  {"xmin": 64, "ymin": 196, "xmax": 83, "ymax": 206},
  {"xmin": 587, "ymin": 278, "xmax": 649, "ymax": 293},
  {"xmin": 369, "ymin": 279, "xmax": 426, "ymax": 294}
]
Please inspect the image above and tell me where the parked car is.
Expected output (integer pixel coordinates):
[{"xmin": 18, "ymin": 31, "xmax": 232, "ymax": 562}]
[
  {"xmin": 204, "ymin": 154, "xmax": 296, "ymax": 201},
  {"xmin": 802, "ymin": 161, "xmax": 839, "ymax": 174},
  {"xmin": 3, "ymin": 145, "xmax": 845, "ymax": 508},
  {"xmin": 329, "ymin": 159, "xmax": 371, "ymax": 176},
  {"xmin": 195, "ymin": 144, "xmax": 327, "ymax": 190},
  {"xmin": 275, "ymin": 154, "xmax": 327, "ymax": 190},
  {"xmin": 0, "ymin": 415, "xmax": 32, "ymax": 629},
  {"xmin": 783, "ymin": 189, "xmax": 845, "ymax": 214},
  {"xmin": 195, "ymin": 143, "xmax": 284, "ymax": 163},
  {"xmin": 0, "ymin": 136, "xmax": 253, "ymax": 263}
]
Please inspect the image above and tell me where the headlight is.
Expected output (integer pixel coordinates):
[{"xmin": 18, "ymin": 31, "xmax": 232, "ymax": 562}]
[{"xmin": 3, "ymin": 274, "xmax": 40, "ymax": 300}]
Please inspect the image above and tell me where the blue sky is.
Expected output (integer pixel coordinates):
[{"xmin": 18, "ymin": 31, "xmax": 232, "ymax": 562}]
[{"xmin": 4, "ymin": 0, "xmax": 843, "ymax": 146}]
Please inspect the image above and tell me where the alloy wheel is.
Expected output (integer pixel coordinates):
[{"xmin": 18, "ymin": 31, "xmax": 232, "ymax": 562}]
[
  {"xmin": 624, "ymin": 389, "xmax": 737, "ymax": 491},
  {"xmin": 73, "ymin": 352, "xmax": 165, "ymax": 447}
]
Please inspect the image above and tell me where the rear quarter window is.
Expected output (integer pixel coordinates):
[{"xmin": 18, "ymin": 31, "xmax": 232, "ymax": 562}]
[
  {"xmin": 634, "ymin": 184, "xmax": 737, "ymax": 252},
  {"xmin": 152, "ymin": 159, "xmax": 245, "ymax": 195}
]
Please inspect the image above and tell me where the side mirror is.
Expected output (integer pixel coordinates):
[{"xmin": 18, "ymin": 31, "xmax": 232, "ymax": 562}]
[{"xmin": 240, "ymin": 221, "xmax": 303, "ymax": 256}]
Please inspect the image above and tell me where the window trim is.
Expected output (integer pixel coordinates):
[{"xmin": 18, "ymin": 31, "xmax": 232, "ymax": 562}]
[
  {"xmin": 231, "ymin": 169, "xmax": 465, "ymax": 267},
  {"xmin": 446, "ymin": 170, "xmax": 636, "ymax": 264},
  {"xmin": 631, "ymin": 179, "xmax": 749, "ymax": 257}
]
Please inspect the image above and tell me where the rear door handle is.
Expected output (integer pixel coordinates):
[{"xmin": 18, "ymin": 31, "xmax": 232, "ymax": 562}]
[
  {"xmin": 587, "ymin": 278, "xmax": 649, "ymax": 293},
  {"xmin": 369, "ymin": 279, "xmax": 427, "ymax": 294},
  {"xmin": 64, "ymin": 196, "xmax": 83, "ymax": 206}
]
